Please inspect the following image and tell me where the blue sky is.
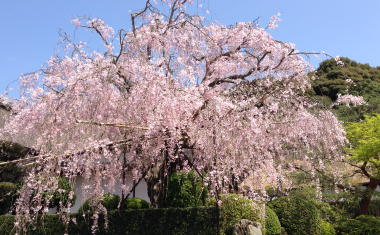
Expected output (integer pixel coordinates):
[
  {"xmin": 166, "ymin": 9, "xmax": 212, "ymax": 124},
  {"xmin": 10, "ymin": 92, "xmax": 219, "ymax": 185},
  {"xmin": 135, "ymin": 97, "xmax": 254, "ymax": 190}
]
[{"xmin": 1, "ymin": 0, "xmax": 379, "ymax": 98}]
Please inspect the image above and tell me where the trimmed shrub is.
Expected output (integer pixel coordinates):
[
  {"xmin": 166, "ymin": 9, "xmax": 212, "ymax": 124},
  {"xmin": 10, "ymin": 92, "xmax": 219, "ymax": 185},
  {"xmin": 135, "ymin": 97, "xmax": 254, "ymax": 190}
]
[
  {"xmin": 0, "ymin": 206, "xmax": 218, "ymax": 235},
  {"xmin": 320, "ymin": 220, "xmax": 335, "ymax": 235},
  {"xmin": 336, "ymin": 215, "xmax": 380, "ymax": 235},
  {"xmin": 79, "ymin": 193, "xmax": 150, "ymax": 213},
  {"xmin": 208, "ymin": 193, "xmax": 264, "ymax": 235},
  {"xmin": 124, "ymin": 197, "xmax": 151, "ymax": 209},
  {"xmin": 265, "ymin": 205, "xmax": 281, "ymax": 235},
  {"xmin": 287, "ymin": 188, "xmax": 339, "ymax": 224},
  {"xmin": 269, "ymin": 195, "xmax": 321, "ymax": 235},
  {"xmin": 164, "ymin": 170, "xmax": 208, "ymax": 208}
]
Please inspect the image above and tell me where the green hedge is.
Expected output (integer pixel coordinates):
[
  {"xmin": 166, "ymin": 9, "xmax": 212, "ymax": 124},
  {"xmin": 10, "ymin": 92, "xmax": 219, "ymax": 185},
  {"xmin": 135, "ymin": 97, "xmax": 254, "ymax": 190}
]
[
  {"xmin": 78, "ymin": 193, "xmax": 150, "ymax": 213},
  {"xmin": 336, "ymin": 215, "xmax": 380, "ymax": 235},
  {"xmin": 269, "ymin": 195, "xmax": 321, "ymax": 235},
  {"xmin": 265, "ymin": 206, "xmax": 281, "ymax": 235},
  {"xmin": 0, "ymin": 206, "xmax": 218, "ymax": 235}
]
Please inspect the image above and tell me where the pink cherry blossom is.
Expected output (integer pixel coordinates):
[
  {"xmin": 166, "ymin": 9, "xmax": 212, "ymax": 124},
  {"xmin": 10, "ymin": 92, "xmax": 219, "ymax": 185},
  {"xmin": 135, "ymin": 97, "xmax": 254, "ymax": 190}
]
[{"xmin": 0, "ymin": 0, "xmax": 357, "ymax": 233}]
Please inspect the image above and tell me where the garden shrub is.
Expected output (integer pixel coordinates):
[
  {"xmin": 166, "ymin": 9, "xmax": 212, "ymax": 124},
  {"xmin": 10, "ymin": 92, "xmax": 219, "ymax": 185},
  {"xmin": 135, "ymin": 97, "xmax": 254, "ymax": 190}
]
[
  {"xmin": 269, "ymin": 195, "xmax": 321, "ymax": 235},
  {"xmin": 288, "ymin": 188, "xmax": 340, "ymax": 224},
  {"xmin": 79, "ymin": 193, "xmax": 150, "ymax": 213},
  {"xmin": 50, "ymin": 177, "xmax": 77, "ymax": 210},
  {"xmin": 124, "ymin": 197, "xmax": 151, "ymax": 209},
  {"xmin": 315, "ymin": 201, "xmax": 339, "ymax": 225},
  {"xmin": 208, "ymin": 193, "xmax": 264, "ymax": 235},
  {"xmin": 280, "ymin": 227, "xmax": 287, "ymax": 235},
  {"xmin": 164, "ymin": 170, "xmax": 208, "ymax": 208},
  {"xmin": 336, "ymin": 215, "xmax": 380, "ymax": 235},
  {"xmin": 320, "ymin": 220, "xmax": 335, "ymax": 235},
  {"xmin": 265, "ymin": 205, "xmax": 281, "ymax": 235},
  {"xmin": 0, "ymin": 182, "xmax": 17, "ymax": 215},
  {"xmin": 0, "ymin": 206, "xmax": 218, "ymax": 235},
  {"xmin": 0, "ymin": 177, "xmax": 76, "ymax": 215}
]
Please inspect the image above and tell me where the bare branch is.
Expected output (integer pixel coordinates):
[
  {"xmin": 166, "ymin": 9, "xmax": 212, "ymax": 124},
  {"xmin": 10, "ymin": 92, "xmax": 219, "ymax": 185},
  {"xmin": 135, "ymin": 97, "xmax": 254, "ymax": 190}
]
[{"xmin": 131, "ymin": 0, "xmax": 152, "ymax": 37}]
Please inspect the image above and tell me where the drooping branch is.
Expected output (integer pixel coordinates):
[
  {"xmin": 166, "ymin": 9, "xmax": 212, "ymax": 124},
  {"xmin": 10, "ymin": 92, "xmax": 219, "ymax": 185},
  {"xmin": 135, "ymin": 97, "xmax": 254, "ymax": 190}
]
[
  {"xmin": 0, "ymin": 138, "xmax": 136, "ymax": 166},
  {"xmin": 293, "ymin": 164, "xmax": 355, "ymax": 192}
]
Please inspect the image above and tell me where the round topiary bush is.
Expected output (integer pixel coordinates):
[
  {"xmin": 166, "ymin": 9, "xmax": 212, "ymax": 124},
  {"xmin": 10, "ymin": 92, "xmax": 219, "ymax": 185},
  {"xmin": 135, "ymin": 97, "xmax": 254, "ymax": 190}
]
[
  {"xmin": 265, "ymin": 205, "xmax": 281, "ymax": 235},
  {"xmin": 79, "ymin": 193, "xmax": 150, "ymax": 213},
  {"xmin": 320, "ymin": 220, "xmax": 335, "ymax": 235},
  {"xmin": 124, "ymin": 197, "xmax": 151, "ymax": 209},
  {"xmin": 269, "ymin": 195, "xmax": 321, "ymax": 235},
  {"xmin": 208, "ymin": 193, "xmax": 264, "ymax": 235},
  {"xmin": 164, "ymin": 170, "xmax": 208, "ymax": 208}
]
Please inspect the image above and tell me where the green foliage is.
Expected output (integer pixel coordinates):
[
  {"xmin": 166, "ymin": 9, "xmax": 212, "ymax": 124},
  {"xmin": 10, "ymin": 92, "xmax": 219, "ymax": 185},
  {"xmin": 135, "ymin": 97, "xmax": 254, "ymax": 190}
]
[
  {"xmin": 313, "ymin": 57, "xmax": 380, "ymax": 101},
  {"xmin": 265, "ymin": 206, "xmax": 281, "ymax": 235},
  {"xmin": 333, "ymin": 96, "xmax": 380, "ymax": 123},
  {"xmin": 280, "ymin": 227, "xmax": 288, "ymax": 235},
  {"xmin": 0, "ymin": 141, "xmax": 29, "ymax": 162},
  {"xmin": 0, "ymin": 177, "xmax": 76, "ymax": 215},
  {"xmin": 0, "ymin": 206, "xmax": 218, "ymax": 235},
  {"xmin": 288, "ymin": 188, "xmax": 342, "ymax": 225},
  {"xmin": 50, "ymin": 177, "xmax": 77, "ymax": 210},
  {"xmin": 345, "ymin": 114, "xmax": 380, "ymax": 177},
  {"xmin": 309, "ymin": 57, "xmax": 380, "ymax": 122},
  {"xmin": 269, "ymin": 194, "xmax": 321, "ymax": 235},
  {"xmin": 208, "ymin": 193, "xmax": 264, "ymax": 235},
  {"xmin": 336, "ymin": 215, "xmax": 380, "ymax": 235},
  {"xmin": 164, "ymin": 170, "xmax": 208, "ymax": 208},
  {"xmin": 79, "ymin": 193, "xmax": 150, "ymax": 213},
  {"xmin": 28, "ymin": 176, "xmax": 77, "ymax": 211},
  {"xmin": 320, "ymin": 220, "xmax": 335, "ymax": 235},
  {"xmin": 124, "ymin": 197, "xmax": 151, "ymax": 210},
  {"xmin": 0, "ymin": 182, "xmax": 17, "ymax": 215}
]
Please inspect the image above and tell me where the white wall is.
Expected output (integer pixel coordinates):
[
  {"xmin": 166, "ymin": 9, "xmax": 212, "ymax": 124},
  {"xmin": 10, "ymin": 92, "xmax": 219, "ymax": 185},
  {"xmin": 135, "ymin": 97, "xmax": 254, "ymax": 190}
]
[{"xmin": 49, "ymin": 172, "xmax": 150, "ymax": 214}]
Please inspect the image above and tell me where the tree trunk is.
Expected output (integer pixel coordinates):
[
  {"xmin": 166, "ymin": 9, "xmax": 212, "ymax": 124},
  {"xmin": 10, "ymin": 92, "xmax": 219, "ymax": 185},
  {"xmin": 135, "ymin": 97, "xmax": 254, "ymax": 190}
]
[
  {"xmin": 145, "ymin": 151, "xmax": 167, "ymax": 208},
  {"xmin": 355, "ymin": 178, "xmax": 380, "ymax": 217}
]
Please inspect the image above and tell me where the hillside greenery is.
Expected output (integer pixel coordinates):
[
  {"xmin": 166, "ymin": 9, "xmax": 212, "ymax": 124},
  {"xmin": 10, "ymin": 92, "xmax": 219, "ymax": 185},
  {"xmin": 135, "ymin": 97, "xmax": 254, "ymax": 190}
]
[{"xmin": 309, "ymin": 57, "xmax": 380, "ymax": 123}]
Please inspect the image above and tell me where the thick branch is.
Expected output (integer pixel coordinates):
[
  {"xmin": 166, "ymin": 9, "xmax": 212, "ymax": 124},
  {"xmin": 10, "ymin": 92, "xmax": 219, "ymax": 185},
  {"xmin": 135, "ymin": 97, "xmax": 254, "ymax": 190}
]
[
  {"xmin": 208, "ymin": 68, "xmax": 254, "ymax": 88},
  {"xmin": 361, "ymin": 162, "xmax": 372, "ymax": 178},
  {"xmin": 181, "ymin": 151, "xmax": 204, "ymax": 180},
  {"xmin": 192, "ymin": 100, "xmax": 209, "ymax": 121},
  {"xmin": 76, "ymin": 120, "xmax": 149, "ymax": 130},
  {"xmin": 272, "ymin": 49, "xmax": 295, "ymax": 70}
]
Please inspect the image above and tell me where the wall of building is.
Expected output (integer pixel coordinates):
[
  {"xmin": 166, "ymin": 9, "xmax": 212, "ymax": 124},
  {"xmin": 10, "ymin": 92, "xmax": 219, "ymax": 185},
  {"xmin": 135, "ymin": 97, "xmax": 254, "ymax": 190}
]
[{"xmin": 49, "ymin": 172, "xmax": 150, "ymax": 214}]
